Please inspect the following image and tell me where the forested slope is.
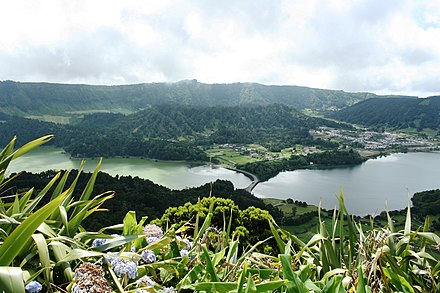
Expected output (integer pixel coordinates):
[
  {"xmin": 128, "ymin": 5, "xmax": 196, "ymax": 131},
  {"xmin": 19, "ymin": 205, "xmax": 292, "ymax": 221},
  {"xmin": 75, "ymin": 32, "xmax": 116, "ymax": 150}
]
[
  {"xmin": 0, "ymin": 104, "xmax": 348, "ymax": 159},
  {"xmin": 8, "ymin": 171, "xmax": 282, "ymax": 230},
  {"xmin": 0, "ymin": 80, "xmax": 405, "ymax": 115},
  {"xmin": 332, "ymin": 96, "xmax": 440, "ymax": 131}
]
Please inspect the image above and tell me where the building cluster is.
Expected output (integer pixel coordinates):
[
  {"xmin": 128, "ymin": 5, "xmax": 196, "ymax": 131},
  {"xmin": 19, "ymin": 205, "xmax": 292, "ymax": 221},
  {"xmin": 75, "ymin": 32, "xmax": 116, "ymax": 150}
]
[
  {"xmin": 217, "ymin": 143, "xmax": 285, "ymax": 160},
  {"xmin": 311, "ymin": 128, "xmax": 434, "ymax": 150}
]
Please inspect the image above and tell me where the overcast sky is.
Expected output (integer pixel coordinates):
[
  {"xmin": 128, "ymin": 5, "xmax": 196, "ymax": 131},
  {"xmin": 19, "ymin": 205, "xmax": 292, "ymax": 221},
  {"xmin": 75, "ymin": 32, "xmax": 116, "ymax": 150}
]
[{"xmin": 0, "ymin": 0, "xmax": 439, "ymax": 97}]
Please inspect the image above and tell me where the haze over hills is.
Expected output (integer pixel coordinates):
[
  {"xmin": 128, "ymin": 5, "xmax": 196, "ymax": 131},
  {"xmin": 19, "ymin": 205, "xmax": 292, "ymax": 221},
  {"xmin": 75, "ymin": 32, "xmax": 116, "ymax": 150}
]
[
  {"xmin": 332, "ymin": 96, "xmax": 440, "ymax": 132},
  {"xmin": 0, "ymin": 80, "xmax": 413, "ymax": 116}
]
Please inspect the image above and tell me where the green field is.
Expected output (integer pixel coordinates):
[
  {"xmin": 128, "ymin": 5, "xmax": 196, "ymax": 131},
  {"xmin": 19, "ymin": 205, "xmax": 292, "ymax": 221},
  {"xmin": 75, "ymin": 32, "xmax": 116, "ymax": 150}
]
[
  {"xmin": 206, "ymin": 147, "xmax": 259, "ymax": 166},
  {"xmin": 263, "ymin": 198, "xmax": 318, "ymax": 215},
  {"xmin": 206, "ymin": 144, "xmax": 294, "ymax": 167},
  {"xmin": 263, "ymin": 198, "xmax": 323, "ymax": 241},
  {"xmin": 66, "ymin": 108, "xmax": 133, "ymax": 115},
  {"xmin": 25, "ymin": 115, "xmax": 72, "ymax": 124}
]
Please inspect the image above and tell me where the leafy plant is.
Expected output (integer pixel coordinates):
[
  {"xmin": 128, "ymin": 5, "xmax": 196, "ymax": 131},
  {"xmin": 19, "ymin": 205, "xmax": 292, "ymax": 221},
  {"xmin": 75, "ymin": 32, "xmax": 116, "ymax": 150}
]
[
  {"xmin": 0, "ymin": 136, "xmax": 114, "ymax": 291},
  {"xmin": 0, "ymin": 135, "xmax": 439, "ymax": 292}
]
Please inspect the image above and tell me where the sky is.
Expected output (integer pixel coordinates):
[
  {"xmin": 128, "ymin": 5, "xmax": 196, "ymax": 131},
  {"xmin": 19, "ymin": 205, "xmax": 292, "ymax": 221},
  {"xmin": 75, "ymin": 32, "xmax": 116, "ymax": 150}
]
[{"xmin": 0, "ymin": 0, "xmax": 439, "ymax": 97}]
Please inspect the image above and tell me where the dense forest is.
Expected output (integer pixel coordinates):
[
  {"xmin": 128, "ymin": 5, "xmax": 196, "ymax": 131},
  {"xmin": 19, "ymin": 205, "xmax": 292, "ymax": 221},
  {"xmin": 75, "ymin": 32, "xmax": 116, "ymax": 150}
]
[
  {"xmin": 332, "ymin": 96, "xmax": 440, "ymax": 132},
  {"xmin": 412, "ymin": 189, "xmax": 440, "ymax": 230},
  {"xmin": 0, "ymin": 80, "xmax": 408, "ymax": 116},
  {"xmin": 238, "ymin": 149, "xmax": 366, "ymax": 181},
  {"xmin": 0, "ymin": 104, "xmax": 348, "ymax": 160},
  {"xmin": 8, "ymin": 170, "xmax": 283, "ymax": 230}
]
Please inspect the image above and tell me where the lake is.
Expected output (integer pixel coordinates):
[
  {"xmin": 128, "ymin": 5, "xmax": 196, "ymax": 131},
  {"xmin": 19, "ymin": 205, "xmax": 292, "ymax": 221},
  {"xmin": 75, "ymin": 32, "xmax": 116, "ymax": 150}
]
[
  {"xmin": 7, "ymin": 147, "xmax": 440, "ymax": 215},
  {"xmin": 7, "ymin": 147, "xmax": 252, "ymax": 190},
  {"xmin": 253, "ymin": 152, "xmax": 440, "ymax": 215}
]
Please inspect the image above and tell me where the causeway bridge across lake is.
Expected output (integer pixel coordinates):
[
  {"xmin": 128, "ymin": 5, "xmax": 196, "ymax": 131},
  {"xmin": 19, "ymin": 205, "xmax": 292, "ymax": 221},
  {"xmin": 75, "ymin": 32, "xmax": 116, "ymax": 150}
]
[{"xmin": 227, "ymin": 167, "xmax": 260, "ymax": 193}]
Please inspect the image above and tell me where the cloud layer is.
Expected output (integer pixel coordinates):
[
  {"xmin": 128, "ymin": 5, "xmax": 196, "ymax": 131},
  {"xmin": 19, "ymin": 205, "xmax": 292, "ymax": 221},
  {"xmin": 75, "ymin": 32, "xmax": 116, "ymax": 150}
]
[{"xmin": 0, "ymin": 0, "xmax": 439, "ymax": 96}]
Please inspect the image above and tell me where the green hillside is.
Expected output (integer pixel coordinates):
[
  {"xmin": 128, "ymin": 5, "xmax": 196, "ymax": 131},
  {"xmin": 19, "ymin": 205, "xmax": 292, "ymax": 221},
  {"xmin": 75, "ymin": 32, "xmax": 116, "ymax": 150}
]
[
  {"xmin": 0, "ymin": 104, "xmax": 347, "ymax": 160},
  {"xmin": 332, "ymin": 96, "xmax": 440, "ymax": 132},
  {"xmin": 0, "ymin": 80, "xmax": 403, "ymax": 116}
]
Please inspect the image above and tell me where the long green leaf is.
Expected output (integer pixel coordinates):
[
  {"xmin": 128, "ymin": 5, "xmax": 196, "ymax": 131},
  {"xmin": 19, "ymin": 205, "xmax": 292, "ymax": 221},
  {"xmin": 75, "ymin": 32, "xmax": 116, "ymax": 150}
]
[
  {"xmin": 50, "ymin": 241, "xmax": 74, "ymax": 281},
  {"xmin": 0, "ymin": 190, "xmax": 67, "ymax": 266},
  {"xmin": 356, "ymin": 265, "xmax": 371, "ymax": 293},
  {"xmin": 201, "ymin": 244, "xmax": 220, "ymax": 282},
  {"xmin": 18, "ymin": 188, "xmax": 34, "ymax": 212},
  {"xmin": 92, "ymin": 235, "xmax": 145, "ymax": 252},
  {"xmin": 23, "ymin": 172, "xmax": 61, "ymax": 215},
  {"xmin": 66, "ymin": 192, "xmax": 114, "ymax": 236},
  {"xmin": 57, "ymin": 248, "xmax": 104, "ymax": 263},
  {"xmin": 32, "ymin": 234, "xmax": 52, "ymax": 287},
  {"xmin": 255, "ymin": 280, "xmax": 286, "ymax": 292},
  {"xmin": 192, "ymin": 211, "xmax": 213, "ymax": 249},
  {"xmin": 58, "ymin": 163, "xmax": 84, "ymax": 210},
  {"xmin": 245, "ymin": 274, "xmax": 257, "ymax": 292},
  {"xmin": 0, "ymin": 137, "xmax": 16, "ymax": 160},
  {"xmin": 0, "ymin": 154, "xmax": 14, "ymax": 176},
  {"xmin": 70, "ymin": 158, "xmax": 102, "ymax": 217},
  {"xmin": 226, "ymin": 239, "xmax": 239, "ymax": 264},
  {"xmin": 280, "ymin": 254, "xmax": 295, "ymax": 281},
  {"xmin": 123, "ymin": 211, "xmax": 138, "ymax": 236},
  {"xmin": 193, "ymin": 282, "xmax": 238, "ymax": 291},
  {"xmin": 11, "ymin": 135, "xmax": 53, "ymax": 160},
  {"xmin": 281, "ymin": 254, "xmax": 309, "ymax": 293},
  {"xmin": 108, "ymin": 266, "xmax": 125, "ymax": 293},
  {"xmin": 268, "ymin": 218, "xmax": 285, "ymax": 254},
  {"xmin": 237, "ymin": 261, "xmax": 248, "ymax": 293},
  {"xmin": 0, "ymin": 266, "xmax": 25, "ymax": 293},
  {"xmin": 404, "ymin": 200, "xmax": 411, "ymax": 235},
  {"xmin": 50, "ymin": 169, "xmax": 72, "ymax": 201}
]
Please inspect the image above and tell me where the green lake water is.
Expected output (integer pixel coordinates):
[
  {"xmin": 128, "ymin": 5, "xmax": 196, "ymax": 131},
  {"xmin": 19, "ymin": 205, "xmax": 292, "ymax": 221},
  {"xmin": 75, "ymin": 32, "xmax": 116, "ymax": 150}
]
[
  {"xmin": 8, "ymin": 147, "xmax": 440, "ymax": 215},
  {"xmin": 7, "ymin": 147, "xmax": 252, "ymax": 190}
]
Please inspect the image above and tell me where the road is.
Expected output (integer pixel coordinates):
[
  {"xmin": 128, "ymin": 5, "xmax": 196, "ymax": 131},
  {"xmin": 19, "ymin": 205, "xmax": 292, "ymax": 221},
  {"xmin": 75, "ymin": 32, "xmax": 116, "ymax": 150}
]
[{"xmin": 227, "ymin": 167, "xmax": 260, "ymax": 193}]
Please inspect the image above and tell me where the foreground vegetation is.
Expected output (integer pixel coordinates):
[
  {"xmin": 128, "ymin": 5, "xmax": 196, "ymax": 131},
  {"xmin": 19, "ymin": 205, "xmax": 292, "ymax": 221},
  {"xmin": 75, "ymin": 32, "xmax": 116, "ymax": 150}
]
[{"xmin": 1, "ymin": 136, "xmax": 439, "ymax": 292}]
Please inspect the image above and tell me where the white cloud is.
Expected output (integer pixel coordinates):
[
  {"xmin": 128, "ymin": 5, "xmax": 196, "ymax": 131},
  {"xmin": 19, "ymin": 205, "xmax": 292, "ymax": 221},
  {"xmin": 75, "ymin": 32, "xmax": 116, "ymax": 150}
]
[{"xmin": 0, "ymin": 0, "xmax": 439, "ymax": 96}]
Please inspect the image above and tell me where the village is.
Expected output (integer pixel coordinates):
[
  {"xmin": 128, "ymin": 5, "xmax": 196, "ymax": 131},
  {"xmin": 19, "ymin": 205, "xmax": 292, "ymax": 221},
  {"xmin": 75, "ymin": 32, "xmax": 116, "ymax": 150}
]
[
  {"xmin": 206, "ymin": 127, "xmax": 440, "ymax": 166},
  {"xmin": 310, "ymin": 127, "xmax": 438, "ymax": 150}
]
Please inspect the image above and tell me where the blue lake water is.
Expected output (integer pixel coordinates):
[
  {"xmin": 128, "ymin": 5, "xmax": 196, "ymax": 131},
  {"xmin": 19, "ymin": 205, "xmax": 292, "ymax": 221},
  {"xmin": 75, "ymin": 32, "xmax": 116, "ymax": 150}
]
[{"xmin": 253, "ymin": 152, "xmax": 440, "ymax": 215}]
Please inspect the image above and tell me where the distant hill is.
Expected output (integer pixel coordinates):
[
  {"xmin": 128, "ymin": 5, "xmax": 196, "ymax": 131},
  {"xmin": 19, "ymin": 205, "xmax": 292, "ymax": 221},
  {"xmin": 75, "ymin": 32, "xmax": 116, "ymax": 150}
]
[
  {"xmin": 0, "ymin": 80, "xmax": 407, "ymax": 116},
  {"xmin": 331, "ymin": 96, "xmax": 440, "ymax": 131},
  {"xmin": 78, "ymin": 104, "xmax": 333, "ymax": 138},
  {"xmin": 0, "ymin": 104, "xmax": 347, "ymax": 159}
]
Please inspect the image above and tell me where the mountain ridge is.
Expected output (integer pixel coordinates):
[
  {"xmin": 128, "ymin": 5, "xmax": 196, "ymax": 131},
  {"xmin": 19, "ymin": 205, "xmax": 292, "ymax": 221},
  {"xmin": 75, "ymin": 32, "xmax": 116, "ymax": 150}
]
[{"xmin": 0, "ymin": 80, "xmax": 416, "ymax": 116}]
